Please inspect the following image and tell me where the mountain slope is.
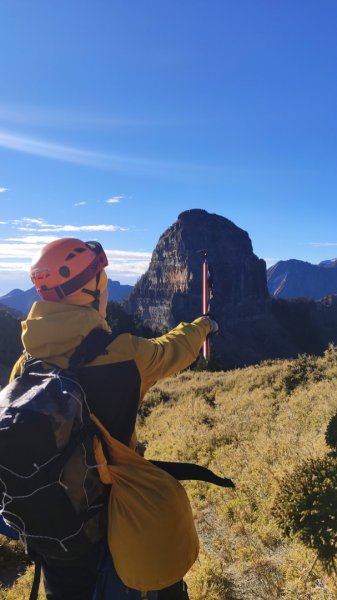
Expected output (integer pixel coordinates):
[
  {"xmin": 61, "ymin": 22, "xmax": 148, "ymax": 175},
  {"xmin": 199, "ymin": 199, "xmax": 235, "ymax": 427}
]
[
  {"xmin": 0, "ymin": 280, "xmax": 133, "ymax": 315},
  {"xmin": 0, "ymin": 288, "xmax": 39, "ymax": 315},
  {"xmin": 267, "ymin": 258, "xmax": 337, "ymax": 299}
]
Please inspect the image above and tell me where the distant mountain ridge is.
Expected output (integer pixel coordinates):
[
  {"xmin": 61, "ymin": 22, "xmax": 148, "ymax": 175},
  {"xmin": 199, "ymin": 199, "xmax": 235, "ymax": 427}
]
[
  {"xmin": 0, "ymin": 280, "xmax": 133, "ymax": 315},
  {"xmin": 267, "ymin": 259, "xmax": 337, "ymax": 300},
  {"xmin": 319, "ymin": 258, "xmax": 337, "ymax": 269}
]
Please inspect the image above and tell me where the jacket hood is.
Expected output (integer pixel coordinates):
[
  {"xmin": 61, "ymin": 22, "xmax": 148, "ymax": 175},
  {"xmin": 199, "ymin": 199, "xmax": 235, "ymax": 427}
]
[{"xmin": 22, "ymin": 301, "xmax": 111, "ymax": 366}]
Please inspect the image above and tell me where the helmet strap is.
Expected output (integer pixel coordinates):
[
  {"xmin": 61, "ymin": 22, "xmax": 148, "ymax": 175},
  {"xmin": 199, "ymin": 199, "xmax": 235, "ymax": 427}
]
[{"xmin": 82, "ymin": 273, "xmax": 101, "ymax": 310}]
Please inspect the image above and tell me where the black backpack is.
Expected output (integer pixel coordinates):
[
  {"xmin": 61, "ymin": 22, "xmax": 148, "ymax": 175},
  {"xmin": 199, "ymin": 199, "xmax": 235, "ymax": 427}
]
[
  {"xmin": 0, "ymin": 328, "xmax": 115, "ymax": 561},
  {"xmin": 0, "ymin": 326, "xmax": 235, "ymax": 600}
]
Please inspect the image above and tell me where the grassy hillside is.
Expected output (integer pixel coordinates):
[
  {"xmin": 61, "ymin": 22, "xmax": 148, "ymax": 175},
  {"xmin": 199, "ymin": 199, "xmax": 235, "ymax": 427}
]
[{"xmin": 2, "ymin": 348, "xmax": 337, "ymax": 599}]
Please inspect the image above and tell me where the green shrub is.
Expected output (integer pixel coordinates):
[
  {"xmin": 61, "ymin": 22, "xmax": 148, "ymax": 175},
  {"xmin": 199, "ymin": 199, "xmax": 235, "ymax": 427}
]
[
  {"xmin": 325, "ymin": 413, "xmax": 337, "ymax": 452},
  {"xmin": 272, "ymin": 456, "xmax": 337, "ymax": 574}
]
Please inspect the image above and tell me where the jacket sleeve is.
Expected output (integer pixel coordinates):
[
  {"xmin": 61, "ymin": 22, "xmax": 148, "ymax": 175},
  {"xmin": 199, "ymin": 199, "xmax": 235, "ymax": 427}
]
[{"xmin": 132, "ymin": 317, "xmax": 211, "ymax": 399}]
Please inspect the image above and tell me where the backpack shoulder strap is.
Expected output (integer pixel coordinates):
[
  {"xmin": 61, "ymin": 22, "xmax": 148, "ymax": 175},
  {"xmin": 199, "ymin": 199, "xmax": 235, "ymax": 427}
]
[
  {"xmin": 28, "ymin": 556, "xmax": 42, "ymax": 600},
  {"xmin": 150, "ymin": 460, "xmax": 235, "ymax": 488},
  {"xmin": 69, "ymin": 329, "xmax": 117, "ymax": 370}
]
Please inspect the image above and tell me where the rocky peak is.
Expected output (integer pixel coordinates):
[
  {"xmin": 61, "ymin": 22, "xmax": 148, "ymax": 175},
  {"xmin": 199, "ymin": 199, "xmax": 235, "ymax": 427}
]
[
  {"xmin": 127, "ymin": 209, "xmax": 268, "ymax": 330},
  {"xmin": 127, "ymin": 210, "xmax": 337, "ymax": 370}
]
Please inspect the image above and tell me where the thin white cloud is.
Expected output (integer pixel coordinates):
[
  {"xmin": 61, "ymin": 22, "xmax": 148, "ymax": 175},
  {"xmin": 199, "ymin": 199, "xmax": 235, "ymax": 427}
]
[
  {"xmin": 0, "ymin": 261, "xmax": 31, "ymax": 272},
  {"xmin": 106, "ymin": 263, "xmax": 150, "ymax": 277},
  {"xmin": 74, "ymin": 201, "xmax": 87, "ymax": 206},
  {"xmin": 0, "ymin": 241, "xmax": 150, "ymax": 291},
  {"xmin": 309, "ymin": 242, "xmax": 337, "ymax": 247},
  {"xmin": 0, "ymin": 131, "xmax": 111, "ymax": 168},
  {"xmin": 0, "ymin": 187, "xmax": 8, "ymax": 193},
  {"xmin": 0, "ymin": 221, "xmax": 6, "ymax": 225},
  {"xmin": 0, "ymin": 229, "xmax": 149, "ymax": 263},
  {"xmin": 18, "ymin": 224, "xmax": 128, "ymax": 233},
  {"xmin": 1, "ymin": 213, "xmax": 150, "ymax": 290},
  {"xmin": 106, "ymin": 196, "xmax": 123, "ymax": 204},
  {"xmin": 0, "ymin": 242, "xmax": 44, "ymax": 259},
  {"xmin": 4, "ymin": 235, "xmax": 58, "ymax": 244},
  {"xmin": 10, "ymin": 217, "xmax": 128, "ymax": 233},
  {"xmin": 12, "ymin": 218, "xmax": 45, "ymax": 226},
  {"xmin": 0, "ymin": 130, "xmax": 210, "ymax": 174},
  {"xmin": 105, "ymin": 249, "xmax": 151, "ymax": 279},
  {"xmin": 106, "ymin": 250, "xmax": 151, "ymax": 260},
  {"xmin": 0, "ymin": 242, "xmax": 150, "ymax": 262}
]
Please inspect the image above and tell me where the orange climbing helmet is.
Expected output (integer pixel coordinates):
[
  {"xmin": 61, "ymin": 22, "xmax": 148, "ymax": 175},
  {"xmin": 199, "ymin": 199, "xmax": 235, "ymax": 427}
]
[{"xmin": 31, "ymin": 238, "xmax": 109, "ymax": 301}]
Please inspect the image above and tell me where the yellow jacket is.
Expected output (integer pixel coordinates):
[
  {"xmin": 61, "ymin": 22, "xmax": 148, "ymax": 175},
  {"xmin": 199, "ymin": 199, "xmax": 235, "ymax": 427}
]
[
  {"xmin": 11, "ymin": 301, "xmax": 211, "ymax": 590},
  {"xmin": 11, "ymin": 301, "xmax": 210, "ymax": 448}
]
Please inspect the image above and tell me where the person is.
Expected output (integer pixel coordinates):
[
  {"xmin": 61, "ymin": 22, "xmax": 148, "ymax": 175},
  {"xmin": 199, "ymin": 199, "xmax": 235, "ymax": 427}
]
[{"xmin": 10, "ymin": 237, "xmax": 219, "ymax": 600}]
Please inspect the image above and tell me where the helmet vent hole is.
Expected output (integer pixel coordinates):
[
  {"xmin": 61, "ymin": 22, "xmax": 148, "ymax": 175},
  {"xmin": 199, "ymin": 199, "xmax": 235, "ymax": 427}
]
[
  {"xmin": 59, "ymin": 266, "xmax": 70, "ymax": 278},
  {"xmin": 65, "ymin": 252, "xmax": 76, "ymax": 260},
  {"xmin": 75, "ymin": 247, "xmax": 86, "ymax": 253}
]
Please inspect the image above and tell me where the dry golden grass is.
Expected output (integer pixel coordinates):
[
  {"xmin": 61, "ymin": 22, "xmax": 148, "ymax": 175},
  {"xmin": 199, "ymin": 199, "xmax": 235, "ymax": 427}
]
[
  {"xmin": 137, "ymin": 349, "xmax": 337, "ymax": 599},
  {"xmin": 2, "ymin": 347, "xmax": 337, "ymax": 599}
]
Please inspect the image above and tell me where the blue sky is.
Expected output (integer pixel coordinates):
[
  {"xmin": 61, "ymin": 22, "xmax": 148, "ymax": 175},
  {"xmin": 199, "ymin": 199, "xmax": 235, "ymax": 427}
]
[{"xmin": 0, "ymin": 1, "xmax": 337, "ymax": 295}]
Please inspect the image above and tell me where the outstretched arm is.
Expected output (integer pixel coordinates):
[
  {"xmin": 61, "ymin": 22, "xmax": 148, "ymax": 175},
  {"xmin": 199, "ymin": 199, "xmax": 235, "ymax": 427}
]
[{"xmin": 131, "ymin": 317, "xmax": 215, "ymax": 399}]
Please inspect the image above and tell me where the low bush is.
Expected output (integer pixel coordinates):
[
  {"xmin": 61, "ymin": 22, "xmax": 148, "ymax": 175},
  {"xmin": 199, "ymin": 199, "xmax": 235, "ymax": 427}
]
[{"xmin": 272, "ymin": 456, "xmax": 337, "ymax": 574}]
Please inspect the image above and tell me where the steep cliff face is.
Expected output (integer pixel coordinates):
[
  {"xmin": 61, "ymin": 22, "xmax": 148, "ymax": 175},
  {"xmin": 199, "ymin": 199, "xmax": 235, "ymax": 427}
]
[
  {"xmin": 127, "ymin": 209, "xmax": 337, "ymax": 369},
  {"xmin": 128, "ymin": 209, "xmax": 268, "ymax": 330}
]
